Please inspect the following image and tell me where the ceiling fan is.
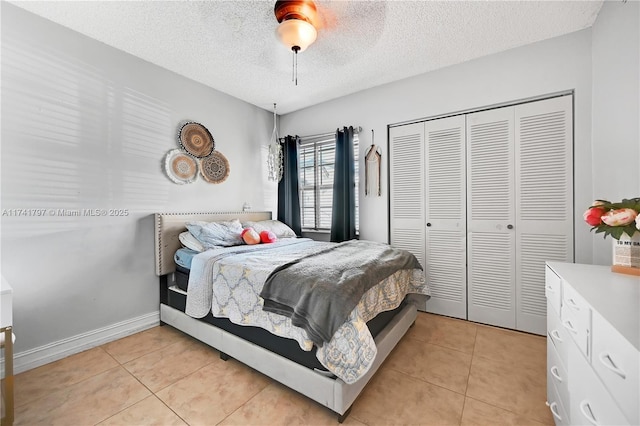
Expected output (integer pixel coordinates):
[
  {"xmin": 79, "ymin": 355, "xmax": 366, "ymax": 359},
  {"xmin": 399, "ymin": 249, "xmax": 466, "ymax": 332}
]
[
  {"xmin": 271, "ymin": 1, "xmax": 387, "ymax": 85},
  {"xmin": 273, "ymin": 0, "xmax": 319, "ymax": 85}
]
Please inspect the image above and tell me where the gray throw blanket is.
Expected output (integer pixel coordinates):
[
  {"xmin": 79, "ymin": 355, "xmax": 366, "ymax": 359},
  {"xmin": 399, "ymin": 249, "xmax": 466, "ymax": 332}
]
[{"xmin": 260, "ymin": 239, "xmax": 422, "ymax": 346}]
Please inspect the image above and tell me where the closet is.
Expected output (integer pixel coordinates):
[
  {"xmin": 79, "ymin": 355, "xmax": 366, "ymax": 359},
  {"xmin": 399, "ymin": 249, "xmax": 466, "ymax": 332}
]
[{"xmin": 389, "ymin": 95, "xmax": 573, "ymax": 335}]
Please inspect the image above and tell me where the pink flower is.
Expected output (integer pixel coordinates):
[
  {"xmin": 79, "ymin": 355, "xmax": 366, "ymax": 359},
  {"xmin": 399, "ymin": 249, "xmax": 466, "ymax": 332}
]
[
  {"xmin": 583, "ymin": 207, "xmax": 607, "ymax": 226},
  {"xmin": 601, "ymin": 208, "xmax": 638, "ymax": 227}
]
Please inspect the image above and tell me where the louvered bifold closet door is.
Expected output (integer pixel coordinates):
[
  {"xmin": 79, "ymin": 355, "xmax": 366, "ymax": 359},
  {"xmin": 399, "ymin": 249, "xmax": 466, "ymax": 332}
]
[
  {"xmin": 424, "ymin": 115, "xmax": 467, "ymax": 319},
  {"xmin": 389, "ymin": 123, "xmax": 426, "ymax": 273},
  {"xmin": 467, "ymin": 107, "xmax": 516, "ymax": 329},
  {"xmin": 515, "ymin": 95, "xmax": 573, "ymax": 335}
]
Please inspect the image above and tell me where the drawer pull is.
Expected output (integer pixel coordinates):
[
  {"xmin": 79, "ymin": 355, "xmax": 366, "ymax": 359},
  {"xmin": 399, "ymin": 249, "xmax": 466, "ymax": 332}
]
[
  {"xmin": 566, "ymin": 298, "xmax": 581, "ymax": 310},
  {"xmin": 549, "ymin": 402, "xmax": 563, "ymax": 421},
  {"xmin": 562, "ymin": 320, "xmax": 577, "ymax": 334},
  {"xmin": 550, "ymin": 365, "xmax": 563, "ymax": 382},
  {"xmin": 550, "ymin": 329, "xmax": 563, "ymax": 343},
  {"xmin": 598, "ymin": 352, "xmax": 627, "ymax": 379},
  {"xmin": 546, "ymin": 285, "xmax": 554, "ymax": 292},
  {"xmin": 579, "ymin": 401, "xmax": 600, "ymax": 426}
]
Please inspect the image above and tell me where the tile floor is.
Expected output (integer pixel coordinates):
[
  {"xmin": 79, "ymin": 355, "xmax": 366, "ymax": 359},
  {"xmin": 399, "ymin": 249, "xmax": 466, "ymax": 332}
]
[{"xmin": 8, "ymin": 312, "xmax": 554, "ymax": 425}]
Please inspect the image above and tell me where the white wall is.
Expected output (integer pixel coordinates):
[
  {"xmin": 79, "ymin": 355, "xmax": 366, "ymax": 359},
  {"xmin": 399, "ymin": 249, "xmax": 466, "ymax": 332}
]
[
  {"xmin": 590, "ymin": 0, "xmax": 640, "ymax": 265},
  {"xmin": 281, "ymin": 29, "xmax": 594, "ymax": 263},
  {"xmin": 1, "ymin": 3, "xmax": 277, "ymax": 360}
]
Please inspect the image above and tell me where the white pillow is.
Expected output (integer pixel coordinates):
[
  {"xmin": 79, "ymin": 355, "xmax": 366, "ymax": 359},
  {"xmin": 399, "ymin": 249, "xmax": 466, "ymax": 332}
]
[
  {"xmin": 242, "ymin": 220, "xmax": 297, "ymax": 238},
  {"xmin": 185, "ymin": 219, "xmax": 243, "ymax": 248},
  {"xmin": 179, "ymin": 231, "xmax": 205, "ymax": 252}
]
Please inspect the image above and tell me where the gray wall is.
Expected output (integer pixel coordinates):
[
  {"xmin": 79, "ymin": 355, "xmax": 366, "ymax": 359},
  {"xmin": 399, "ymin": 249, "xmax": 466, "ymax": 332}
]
[
  {"xmin": 281, "ymin": 28, "xmax": 595, "ymax": 263},
  {"xmin": 590, "ymin": 0, "xmax": 640, "ymax": 265},
  {"xmin": 1, "ymin": 3, "xmax": 277, "ymax": 355}
]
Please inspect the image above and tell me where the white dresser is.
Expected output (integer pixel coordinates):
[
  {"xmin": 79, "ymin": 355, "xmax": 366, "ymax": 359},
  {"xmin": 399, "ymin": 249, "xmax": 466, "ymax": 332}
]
[{"xmin": 545, "ymin": 262, "xmax": 639, "ymax": 426}]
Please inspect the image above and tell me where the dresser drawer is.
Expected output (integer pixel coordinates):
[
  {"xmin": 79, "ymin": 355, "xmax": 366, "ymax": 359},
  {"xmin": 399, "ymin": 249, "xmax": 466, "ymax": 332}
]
[
  {"xmin": 547, "ymin": 372, "xmax": 570, "ymax": 426},
  {"xmin": 560, "ymin": 282, "xmax": 591, "ymax": 359},
  {"xmin": 547, "ymin": 303, "xmax": 569, "ymax": 369},
  {"xmin": 545, "ymin": 266, "xmax": 562, "ymax": 316},
  {"xmin": 569, "ymin": 343, "xmax": 629, "ymax": 426},
  {"xmin": 591, "ymin": 310, "xmax": 639, "ymax": 425},
  {"xmin": 547, "ymin": 337, "xmax": 569, "ymax": 411}
]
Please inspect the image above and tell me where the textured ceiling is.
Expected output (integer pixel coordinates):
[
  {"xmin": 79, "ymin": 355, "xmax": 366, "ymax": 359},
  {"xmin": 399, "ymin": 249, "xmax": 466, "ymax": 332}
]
[{"xmin": 10, "ymin": 0, "xmax": 603, "ymax": 114}]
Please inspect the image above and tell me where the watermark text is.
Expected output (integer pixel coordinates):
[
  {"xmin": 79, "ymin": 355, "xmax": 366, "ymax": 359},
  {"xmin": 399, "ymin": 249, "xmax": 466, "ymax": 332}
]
[{"xmin": 1, "ymin": 208, "xmax": 130, "ymax": 217}]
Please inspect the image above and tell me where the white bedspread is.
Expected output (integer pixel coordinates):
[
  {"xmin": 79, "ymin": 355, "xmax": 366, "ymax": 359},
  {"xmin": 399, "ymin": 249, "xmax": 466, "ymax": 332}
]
[{"xmin": 185, "ymin": 238, "xmax": 428, "ymax": 384}]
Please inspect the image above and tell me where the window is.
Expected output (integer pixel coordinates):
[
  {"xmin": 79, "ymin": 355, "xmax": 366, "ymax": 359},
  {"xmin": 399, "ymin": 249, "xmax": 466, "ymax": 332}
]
[{"xmin": 299, "ymin": 134, "xmax": 359, "ymax": 231}]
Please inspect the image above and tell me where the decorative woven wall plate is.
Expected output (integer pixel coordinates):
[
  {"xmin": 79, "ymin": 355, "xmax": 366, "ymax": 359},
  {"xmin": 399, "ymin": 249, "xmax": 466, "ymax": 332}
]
[
  {"xmin": 164, "ymin": 149, "xmax": 199, "ymax": 184},
  {"xmin": 178, "ymin": 122, "xmax": 214, "ymax": 158},
  {"xmin": 200, "ymin": 151, "xmax": 230, "ymax": 184}
]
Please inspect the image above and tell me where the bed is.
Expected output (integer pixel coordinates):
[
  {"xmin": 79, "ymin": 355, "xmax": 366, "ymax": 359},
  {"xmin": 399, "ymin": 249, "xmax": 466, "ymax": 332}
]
[{"xmin": 154, "ymin": 211, "xmax": 428, "ymax": 422}]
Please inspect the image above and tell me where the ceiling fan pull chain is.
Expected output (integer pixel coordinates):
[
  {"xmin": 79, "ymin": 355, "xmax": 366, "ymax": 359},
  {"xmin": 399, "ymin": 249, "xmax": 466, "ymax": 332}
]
[{"xmin": 295, "ymin": 50, "xmax": 298, "ymax": 85}]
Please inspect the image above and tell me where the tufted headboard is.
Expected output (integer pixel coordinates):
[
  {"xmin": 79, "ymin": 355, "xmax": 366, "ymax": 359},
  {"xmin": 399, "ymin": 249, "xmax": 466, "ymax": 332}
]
[{"xmin": 154, "ymin": 211, "xmax": 272, "ymax": 276}]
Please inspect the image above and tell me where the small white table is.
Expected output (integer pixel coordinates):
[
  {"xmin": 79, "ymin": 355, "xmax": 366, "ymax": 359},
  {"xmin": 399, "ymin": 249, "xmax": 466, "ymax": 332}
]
[{"xmin": 1, "ymin": 276, "xmax": 14, "ymax": 426}]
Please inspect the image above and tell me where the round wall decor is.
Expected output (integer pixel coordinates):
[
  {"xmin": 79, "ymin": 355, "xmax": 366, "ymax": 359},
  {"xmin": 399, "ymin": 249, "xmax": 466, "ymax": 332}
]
[
  {"xmin": 164, "ymin": 149, "xmax": 199, "ymax": 184},
  {"xmin": 178, "ymin": 122, "xmax": 214, "ymax": 158},
  {"xmin": 200, "ymin": 151, "xmax": 230, "ymax": 184}
]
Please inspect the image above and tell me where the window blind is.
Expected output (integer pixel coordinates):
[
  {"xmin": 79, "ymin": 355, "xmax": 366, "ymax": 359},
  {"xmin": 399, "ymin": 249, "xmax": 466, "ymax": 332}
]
[{"xmin": 298, "ymin": 133, "xmax": 359, "ymax": 231}]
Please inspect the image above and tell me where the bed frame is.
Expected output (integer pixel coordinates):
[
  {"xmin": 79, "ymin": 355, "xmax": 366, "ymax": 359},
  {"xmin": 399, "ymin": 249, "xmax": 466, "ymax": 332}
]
[{"xmin": 154, "ymin": 211, "xmax": 418, "ymax": 422}]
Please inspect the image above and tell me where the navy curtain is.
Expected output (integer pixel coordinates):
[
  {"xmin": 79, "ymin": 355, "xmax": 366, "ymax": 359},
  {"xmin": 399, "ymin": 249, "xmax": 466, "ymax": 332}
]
[
  {"xmin": 330, "ymin": 127, "xmax": 356, "ymax": 242},
  {"xmin": 277, "ymin": 135, "xmax": 302, "ymax": 236}
]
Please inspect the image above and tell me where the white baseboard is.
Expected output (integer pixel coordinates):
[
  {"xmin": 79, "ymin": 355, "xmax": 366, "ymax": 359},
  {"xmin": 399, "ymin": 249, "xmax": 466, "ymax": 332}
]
[{"xmin": 0, "ymin": 310, "xmax": 159, "ymax": 377}]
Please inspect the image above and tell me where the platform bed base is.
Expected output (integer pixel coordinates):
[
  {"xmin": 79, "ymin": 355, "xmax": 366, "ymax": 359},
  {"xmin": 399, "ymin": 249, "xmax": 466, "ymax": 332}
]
[{"xmin": 159, "ymin": 303, "xmax": 418, "ymax": 422}]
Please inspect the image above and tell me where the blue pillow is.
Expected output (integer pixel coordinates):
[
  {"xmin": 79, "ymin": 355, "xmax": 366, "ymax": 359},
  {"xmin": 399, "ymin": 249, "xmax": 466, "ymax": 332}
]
[
  {"xmin": 185, "ymin": 219, "xmax": 243, "ymax": 248},
  {"xmin": 174, "ymin": 247, "xmax": 199, "ymax": 269}
]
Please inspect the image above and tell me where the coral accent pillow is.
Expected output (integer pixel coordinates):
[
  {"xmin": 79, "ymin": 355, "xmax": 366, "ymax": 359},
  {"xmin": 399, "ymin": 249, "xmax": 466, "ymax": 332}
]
[
  {"xmin": 260, "ymin": 230, "xmax": 277, "ymax": 244},
  {"xmin": 241, "ymin": 227, "xmax": 261, "ymax": 245},
  {"xmin": 241, "ymin": 220, "xmax": 297, "ymax": 238}
]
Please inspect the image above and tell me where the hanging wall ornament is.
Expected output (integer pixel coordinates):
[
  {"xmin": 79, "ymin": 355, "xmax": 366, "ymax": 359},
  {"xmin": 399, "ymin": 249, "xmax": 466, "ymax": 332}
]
[
  {"xmin": 200, "ymin": 151, "xmax": 230, "ymax": 184},
  {"xmin": 178, "ymin": 121, "xmax": 215, "ymax": 158},
  {"xmin": 164, "ymin": 148, "xmax": 199, "ymax": 184},
  {"xmin": 365, "ymin": 130, "xmax": 382, "ymax": 196},
  {"xmin": 267, "ymin": 103, "xmax": 283, "ymax": 182},
  {"xmin": 267, "ymin": 143, "xmax": 283, "ymax": 182}
]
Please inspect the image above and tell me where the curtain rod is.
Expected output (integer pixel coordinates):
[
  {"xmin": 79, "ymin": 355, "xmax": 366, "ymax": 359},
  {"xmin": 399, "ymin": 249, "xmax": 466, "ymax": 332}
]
[{"xmin": 297, "ymin": 126, "xmax": 362, "ymax": 140}]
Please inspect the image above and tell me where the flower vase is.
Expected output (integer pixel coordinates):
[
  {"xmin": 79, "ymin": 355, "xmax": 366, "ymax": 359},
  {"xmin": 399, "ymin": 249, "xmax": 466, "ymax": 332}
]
[{"xmin": 611, "ymin": 233, "xmax": 640, "ymax": 276}]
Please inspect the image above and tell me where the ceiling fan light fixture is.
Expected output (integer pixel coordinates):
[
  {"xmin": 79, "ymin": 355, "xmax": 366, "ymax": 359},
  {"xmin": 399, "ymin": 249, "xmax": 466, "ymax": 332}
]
[
  {"xmin": 274, "ymin": 0, "xmax": 318, "ymax": 52},
  {"xmin": 276, "ymin": 18, "xmax": 317, "ymax": 52}
]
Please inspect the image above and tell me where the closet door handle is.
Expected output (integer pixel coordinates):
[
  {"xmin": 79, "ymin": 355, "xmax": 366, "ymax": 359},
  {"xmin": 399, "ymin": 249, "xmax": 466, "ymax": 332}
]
[
  {"xmin": 507, "ymin": 224, "xmax": 513, "ymax": 229},
  {"xmin": 599, "ymin": 352, "xmax": 627, "ymax": 379},
  {"xmin": 426, "ymin": 223, "xmax": 432, "ymax": 227}
]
